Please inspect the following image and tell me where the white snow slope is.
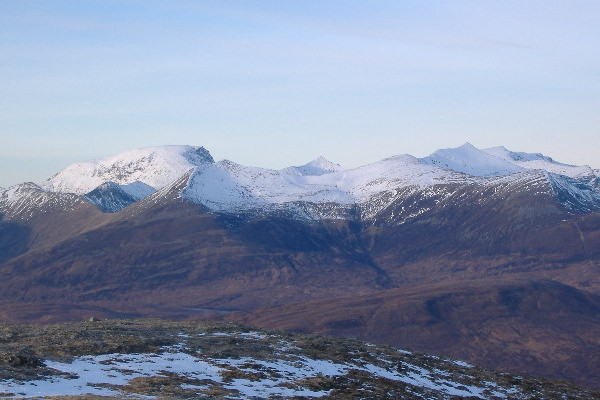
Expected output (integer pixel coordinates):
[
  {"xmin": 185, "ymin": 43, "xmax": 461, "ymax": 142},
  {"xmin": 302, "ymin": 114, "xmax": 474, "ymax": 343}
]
[
  {"xmin": 41, "ymin": 145, "xmax": 214, "ymax": 195},
  {"xmin": 420, "ymin": 143, "xmax": 525, "ymax": 177},
  {"xmin": 281, "ymin": 156, "xmax": 346, "ymax": 176},
  {"xmin": 180, "ymin": 154, "xmax": 476, "ymax": 218},
  {"xmin": 181, "ymin": 144, "xmax": 599, "ymax": 217},
  {"xmin": 483, "ymin": 146, "xmax": 596, "ymax": 178}
]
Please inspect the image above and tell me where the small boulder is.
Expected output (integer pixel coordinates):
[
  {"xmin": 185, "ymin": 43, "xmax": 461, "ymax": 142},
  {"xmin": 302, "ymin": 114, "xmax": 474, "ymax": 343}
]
[{"xmin": 0, "ymin": 350, "xmax": 42, "ymax": 368}]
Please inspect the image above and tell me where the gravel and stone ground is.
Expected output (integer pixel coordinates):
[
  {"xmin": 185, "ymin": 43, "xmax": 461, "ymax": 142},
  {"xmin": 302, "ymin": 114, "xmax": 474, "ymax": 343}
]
[{"xmin": 0, "ymin": 319, "xmax": 598, "ymax": 399}]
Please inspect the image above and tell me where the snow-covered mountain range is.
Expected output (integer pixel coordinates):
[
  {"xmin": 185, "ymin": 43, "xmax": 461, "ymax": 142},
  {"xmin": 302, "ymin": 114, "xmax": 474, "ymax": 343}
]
[
  {"xmin": 2, "ymin": 143, "xmax": 600, "ymax": 391},
  {"xmin": 2, "ymin": 143, "xmax": 599, "ymax": 218}
]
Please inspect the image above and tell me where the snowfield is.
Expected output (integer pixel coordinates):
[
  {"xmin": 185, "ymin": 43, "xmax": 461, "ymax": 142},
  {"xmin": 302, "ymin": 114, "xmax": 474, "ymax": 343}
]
[{"xmin": 41, "ymin": 145, "xmax": 214, "ymax": 195}]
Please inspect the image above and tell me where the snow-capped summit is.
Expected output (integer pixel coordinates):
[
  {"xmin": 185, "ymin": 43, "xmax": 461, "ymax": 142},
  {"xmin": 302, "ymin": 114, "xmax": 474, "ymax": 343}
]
[
  {"xmin": 483, "ymin": 146, "xmax": 595, "ymax": 178},
  {"xmin": 419, "ymin": 143, "xmax": 525, "ymax": 177},
  {"xmin": 42, "ymin": 145, "xmax": 214, "ymax": 195},
  {"xmin": 1, "ymin": 182, "xmax": 44, "ymax": 204},
  {"xmin": 282, "ymin": 156, "xmax": 346, "ymax": 176}
]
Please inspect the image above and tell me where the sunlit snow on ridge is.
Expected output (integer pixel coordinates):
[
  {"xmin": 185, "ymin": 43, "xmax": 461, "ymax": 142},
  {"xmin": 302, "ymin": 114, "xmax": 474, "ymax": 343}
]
[
  {"xmin": 420, "ymin": 143, "xmax": 525, "ymax": 177},
  {"xmin": 281, "ymin": 156, "xmax": 347, "ymax": 176},
  {"xmin": 41, "ymin": 145, "xmax": 213, "ymax": 195},
  {"xmin": 483, "ymin": 146, "xmax": 596, "ymax": 178},
  {"xmin": 3, "ymin": 142, "xmax": 598, "ymax": 218}
]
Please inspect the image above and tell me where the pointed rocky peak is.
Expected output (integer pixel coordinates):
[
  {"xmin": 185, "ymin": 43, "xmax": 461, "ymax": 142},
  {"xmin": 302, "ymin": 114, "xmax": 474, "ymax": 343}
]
[
  {"xmin": 85, "ymin": 183, "xmax": 139, "ymax": 213},
  {"xmin": 1, "ymin": 182, "xmax": 45, "ymax": 202},
  {"xmin": 282, "ymin": 156, "xmax": 345, "ymax": 176},
  {"xmin": 124, "ymin": 169, "xmax": 202, "ymax": 218},
  {"xmin": 420, "ymin": 143, "xmax": 524, "ymax": 177},
  {"xmin": 308, "ymin": 155, "xmax": 342, "ymax": 168},
  {"xmin": 184, "ymin": 146, "xmax": 214, "ymax": 165},
  {"xmin": 42, "ymin": 145, "xmax": 214, "ymax": 195},
  {"xmin": 0, "ymin": 181, "xmax": 93, "ymax": 221}
]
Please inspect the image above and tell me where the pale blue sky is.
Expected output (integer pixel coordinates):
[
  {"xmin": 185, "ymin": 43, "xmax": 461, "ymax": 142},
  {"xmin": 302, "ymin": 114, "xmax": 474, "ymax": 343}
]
[{"xmin": 1, "ymin": 1, "xmax": 599, "ymax": 187}]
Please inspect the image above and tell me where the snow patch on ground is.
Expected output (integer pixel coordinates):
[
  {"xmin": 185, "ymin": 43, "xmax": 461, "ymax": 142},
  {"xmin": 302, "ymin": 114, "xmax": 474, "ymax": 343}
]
[{"xmin": 0, "ymin": 331, "xmax": 516, "ymax": 400}]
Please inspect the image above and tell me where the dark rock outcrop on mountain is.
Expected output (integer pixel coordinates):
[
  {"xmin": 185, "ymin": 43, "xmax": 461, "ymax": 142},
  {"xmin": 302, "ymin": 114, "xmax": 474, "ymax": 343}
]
[{"xmin": 85, "ymin": 182, "xmax": 144, "ymax": 212}]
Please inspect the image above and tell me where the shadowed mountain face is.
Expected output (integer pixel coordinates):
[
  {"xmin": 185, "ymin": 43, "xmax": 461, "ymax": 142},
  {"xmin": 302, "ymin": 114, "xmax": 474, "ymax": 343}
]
[
  {"xmin": 0, "ymin": 214, "xmax": 29, "ymax": 264},
  {"xmin": 1, "ymin": 144, "xmax": 600, "ymax": 389}
]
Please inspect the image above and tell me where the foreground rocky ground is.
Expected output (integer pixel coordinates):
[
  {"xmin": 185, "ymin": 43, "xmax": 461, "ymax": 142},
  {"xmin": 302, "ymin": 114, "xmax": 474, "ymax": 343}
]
[{"xmin": 0, "ymin": 319, "xmax": 598, "ymax": 399}]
